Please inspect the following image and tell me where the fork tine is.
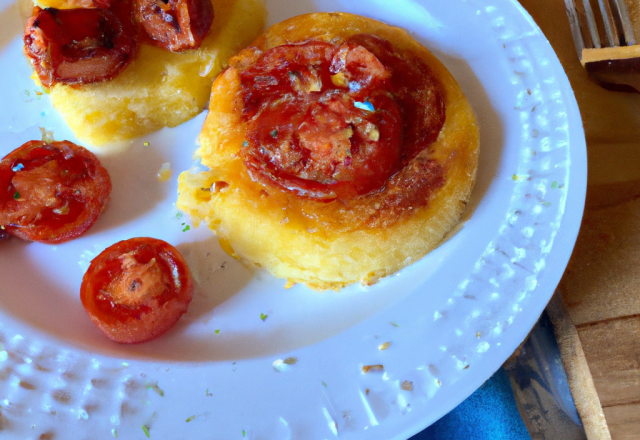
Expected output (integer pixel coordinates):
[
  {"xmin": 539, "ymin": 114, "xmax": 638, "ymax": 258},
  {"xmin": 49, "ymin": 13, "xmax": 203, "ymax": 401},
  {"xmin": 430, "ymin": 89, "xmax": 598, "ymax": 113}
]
[
  {"xmin": 609, "ymin": 0, "xmax": 636, "ymax": 45},
  {"xmin": 581, "ymin": 0, "xmax": 602, "ymax": 48},
  {"xmin": 598, "ymin": 0, "xmax": 618, "ymax": 46},
  {"xmin": 565, "ymin": 0, "xmax": 586, "ymax": 56},
  {"xmin": 565, "ymin": 0, "xmax": 601, "ymax": 60}
]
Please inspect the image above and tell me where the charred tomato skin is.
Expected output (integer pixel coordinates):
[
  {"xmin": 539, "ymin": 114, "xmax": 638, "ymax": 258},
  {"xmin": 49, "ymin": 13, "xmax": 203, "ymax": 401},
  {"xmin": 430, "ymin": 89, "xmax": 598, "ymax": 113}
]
[
  {"xmin": 0, "ymin": 140, "xmax": 111, "ymax": 244},
  {"xmin": 23, "ymin": 2, "xmax": 137, "ymax": 87},
  {"xmin": 80, "ymin": 237, "xmax": 194, "ymax": 344},
  {"xmin": 134, "ymin": 0, "xmax": 214, "ymax": 52}
]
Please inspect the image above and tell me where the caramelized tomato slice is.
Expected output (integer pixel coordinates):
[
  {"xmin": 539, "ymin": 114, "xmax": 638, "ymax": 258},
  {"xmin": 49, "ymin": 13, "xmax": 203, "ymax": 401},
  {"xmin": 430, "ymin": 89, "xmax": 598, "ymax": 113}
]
[
  {"xmin": 24, "ymin": 2, "xmax": 137, "ymax": 87},
  {"xmin": 0, "ymin": 140, "xmax": 111, "ymax": 244},
  {"xmin": 135, "ymin": 0, "xmax": 214, "ymax": 52},
  {"xmin": 238, "ymin": 40, "xmax": 405, "ymax": 201},
  {"xmin": 80, "ymin": 237, "xmax": 194, "ymax": 344}
]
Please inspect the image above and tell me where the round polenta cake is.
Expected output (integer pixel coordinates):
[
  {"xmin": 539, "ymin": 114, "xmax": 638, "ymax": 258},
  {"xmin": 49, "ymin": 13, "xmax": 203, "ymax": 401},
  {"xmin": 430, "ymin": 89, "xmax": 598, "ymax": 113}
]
[{"xmin": 178, "ymin": 12, "xmax": 479, "ymax": 291}]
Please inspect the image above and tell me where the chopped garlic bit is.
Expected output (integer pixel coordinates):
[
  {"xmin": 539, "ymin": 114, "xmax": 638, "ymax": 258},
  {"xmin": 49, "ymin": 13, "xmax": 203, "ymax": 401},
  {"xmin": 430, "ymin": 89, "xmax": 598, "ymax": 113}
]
[
  {"xmin": 211, "ymin": 181, "xmax": 229, "ymax": 193},
  {"xmin": 157, "ymin": 162, "xmax": 171, "ymax": 182},
  {"xmin": 354, "ymin": 100, "xmax": 375, "ymax": 112},
  {"xmin": 378, "ymin": 342, "xmax": 390, "ymax": 351},
  {"xmin": 401, "ymin": 381, "xmax": 413, "ymax": 391},
  {"xmin": 52, "ymin": 203, "xmax": 70, "ymax": 215},
  {"xmin": 273, "ymin": 359, "xmax": 288, "ymax": 372},
  {"xmin": 199, "ymin": 56, "xmax": 216, "ymax": 77},
  {"xmin": 39, "ymin": 127, "xmax": 54, "ymax": 143},
  {"xmin": 330, "ymin": 72, "xmax": 349, "ymax": 88},
  {"xmin": 362, "ymin": 364, "xmax": 384, "ymax": 373},
  {"xmin": 363, "ymin": 122, "xmax": 379, "ymax": 141}
]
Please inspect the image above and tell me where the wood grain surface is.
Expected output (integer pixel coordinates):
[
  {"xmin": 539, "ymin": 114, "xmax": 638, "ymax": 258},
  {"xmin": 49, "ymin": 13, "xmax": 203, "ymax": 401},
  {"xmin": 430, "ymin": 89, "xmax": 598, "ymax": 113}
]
[
  {"xmin": 516, "ymin": 0, "xmax": 640, "ymax": 438},
  {"xmin": 577, "ymin": 315, "xmax": 640, "ymax": 408},
  {"xmin": 559, "ymin": 181, "xmax": 640, "ymax": 439}
]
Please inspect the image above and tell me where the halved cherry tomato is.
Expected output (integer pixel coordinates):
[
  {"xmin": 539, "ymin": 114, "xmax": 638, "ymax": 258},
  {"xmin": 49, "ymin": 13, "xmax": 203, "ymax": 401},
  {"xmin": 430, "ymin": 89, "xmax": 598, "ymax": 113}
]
[
  {"xmin": 80, "ymin": 237, "xmax": 194, "ymax": 344},
  {"xmin": 0, "ymin": 140, "xmax": 111, "ymax": 244},
  {"xmin": 134, "ymin": 0, "xmax": 214, "ymax": 52},
  {"xmin": 24, "ymin": 2, "xmax": 137, "ymax": 87}
]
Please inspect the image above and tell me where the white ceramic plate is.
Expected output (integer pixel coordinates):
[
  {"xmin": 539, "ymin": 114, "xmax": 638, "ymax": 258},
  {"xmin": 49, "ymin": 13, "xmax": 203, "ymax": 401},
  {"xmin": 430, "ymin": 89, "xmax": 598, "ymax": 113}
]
[{"xmin": 0, "ymin": 0, "xmax": 586, "ymax": 438}]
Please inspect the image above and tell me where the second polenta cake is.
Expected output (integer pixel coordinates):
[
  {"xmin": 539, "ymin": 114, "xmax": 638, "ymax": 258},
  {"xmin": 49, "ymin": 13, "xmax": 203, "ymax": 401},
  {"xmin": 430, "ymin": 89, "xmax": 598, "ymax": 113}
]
[{"xmin": 27, "ymin": 0, "xmax": 265, "ymax": 146}]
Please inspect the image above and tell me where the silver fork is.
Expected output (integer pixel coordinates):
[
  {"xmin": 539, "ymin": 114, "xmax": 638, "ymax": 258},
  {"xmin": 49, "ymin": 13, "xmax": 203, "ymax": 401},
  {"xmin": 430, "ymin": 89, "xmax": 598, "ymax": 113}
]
[{"xmin": 564, "ymin": 0, "xmax": 640, "ymax": 92}]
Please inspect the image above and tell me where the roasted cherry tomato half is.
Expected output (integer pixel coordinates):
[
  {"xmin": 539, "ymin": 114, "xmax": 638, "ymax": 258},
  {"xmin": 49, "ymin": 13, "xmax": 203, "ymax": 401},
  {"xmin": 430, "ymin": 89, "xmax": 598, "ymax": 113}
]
[
  {"xmin": 80, "ymin": 237, "xmax": 194, "ymax": 344},
  {"xmin": 0, "ymin": 140, "xmax": 111, "ymax": 244},
  {"xmin": 24, "ymin": 3, "xmax": 137, "ymax": 87},
  {"xmin": 134, "ymin": 0, "xmax": 214, "ymax": 52}
]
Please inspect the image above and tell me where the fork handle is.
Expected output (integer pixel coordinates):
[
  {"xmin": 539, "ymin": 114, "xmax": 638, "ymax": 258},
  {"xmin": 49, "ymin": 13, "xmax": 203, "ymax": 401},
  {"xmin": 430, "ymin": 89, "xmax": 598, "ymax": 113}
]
[{"xmin": 581, "ymin": 46, "xmax": 640, "ymax": 93}]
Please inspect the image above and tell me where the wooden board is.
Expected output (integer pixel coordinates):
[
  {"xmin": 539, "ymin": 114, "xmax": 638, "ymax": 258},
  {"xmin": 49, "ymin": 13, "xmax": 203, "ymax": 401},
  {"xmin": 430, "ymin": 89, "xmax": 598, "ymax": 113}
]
[
  {"xmin": 558, "ymin": 181, "xmax": 640, "ymax": 439},
  {"xmin": 515, "ymin": 0, "xmax": 640, "ymax": 438},
  {"xmin": 604, "ymin": 404, "xmax": 640, "ymax": 440}
]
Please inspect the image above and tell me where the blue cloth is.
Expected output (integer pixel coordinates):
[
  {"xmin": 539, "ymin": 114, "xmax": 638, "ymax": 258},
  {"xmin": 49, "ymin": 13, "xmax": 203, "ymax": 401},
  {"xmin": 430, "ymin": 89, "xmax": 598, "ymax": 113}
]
[{"xmin": 411, "ymin": 368, "xmax": 531, "ymax": 440}]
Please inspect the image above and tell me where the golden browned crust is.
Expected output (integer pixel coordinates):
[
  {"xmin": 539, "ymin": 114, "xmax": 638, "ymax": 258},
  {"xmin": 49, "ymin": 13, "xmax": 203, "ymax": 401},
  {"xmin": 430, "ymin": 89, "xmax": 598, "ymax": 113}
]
[{"xmin": 178, "ymin": 12, "xmax": 479, "ymax": 290}]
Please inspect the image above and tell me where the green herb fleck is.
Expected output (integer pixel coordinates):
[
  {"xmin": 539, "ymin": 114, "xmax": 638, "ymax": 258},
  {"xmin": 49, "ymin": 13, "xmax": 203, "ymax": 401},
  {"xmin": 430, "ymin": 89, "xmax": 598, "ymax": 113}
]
[
  {"xmin": 215, "ymin": 329, "xmax": 220, "ymax": 335},
  {"xmin": 321, "ymin": 381, "xmax": 328, "ymax": 387},
  {"xmin": 551, "ymin": 181, "xmax": 558, "ymax": 189},
  {"xmin": 541, "ymin": 201, "xmax": 551, "ymax": 207},
  {"xmin": 141, "ymin": 425, "xmax": 150, "ymax": 438},
  {"xmin": 283, "ymin": 357, "xmax": 297, "ymax": 365},
  {"xmin": 13, "ymin": 191, "xmax": 20, "ymax": 200},
  {"xmin": 242, "ymin": 140, "xmax": 248, "ymax": 147},
  {"xmin": 243, "ymin": 430, "xmax": 246, "ymax": 437},
  {"xmin": 260, "ymin": 313, "xmax": 268, "ymax": 321},
  {"xmin": 206, "ymin": 388, "xmax": 213, "ymax": 396},
  {"xmin": 143, "ymin": 141, "xmax": 150, "ymax": 147},
  {"xmin": 182, "ymin": 225, "xmax": 191, "ymax": 232},
  {"xmin": 24, "ymin": 90, "xmax": 30, "ymax": 97},
  {"xmin": 186, "ymin": 415, "xmax": 196, "ymax": 422},
  {"xmin": 270, "ymin": 130, "xmax": 278, "ymax": 138},
  {"xmin": 146, "ymin": 383, "xmax": 164, "ymax": 397},
  {"xmin": 391, "ymin": 321, "xmax": 400, "ymax": 327},
  {"xmin": 111, "ymin": 428, "xmax": 118, "ymax": 438},
  {"xmin": 176, "ymin": 212, "xmax": 183, "ymax": 220}
]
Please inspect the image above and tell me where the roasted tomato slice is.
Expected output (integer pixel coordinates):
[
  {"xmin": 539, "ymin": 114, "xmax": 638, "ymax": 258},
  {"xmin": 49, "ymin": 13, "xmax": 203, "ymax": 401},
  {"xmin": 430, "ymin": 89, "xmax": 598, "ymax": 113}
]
[
  {"xmin": 134, "ymin": 0, "xmax": 214, "ymax": 52},
  {"xmin": 24, "ymin": 3, "xmax": 137, "ymax": 87},
  {"xmin": 80, "ymin": 237, "xmax": 194, "ymax": 344},
  {"xmin": 238, "ymin": 40, "xmax": 404, "ymax": 201},
  {"xmin": 0, "ymin": 140, "xmax": 111, "ymax": 244}
]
